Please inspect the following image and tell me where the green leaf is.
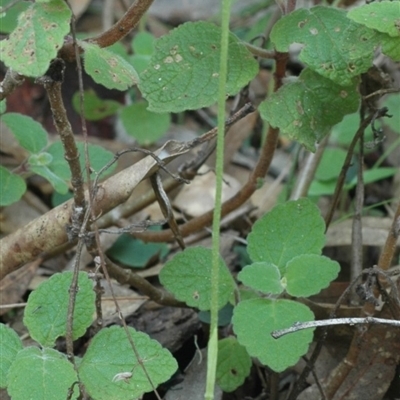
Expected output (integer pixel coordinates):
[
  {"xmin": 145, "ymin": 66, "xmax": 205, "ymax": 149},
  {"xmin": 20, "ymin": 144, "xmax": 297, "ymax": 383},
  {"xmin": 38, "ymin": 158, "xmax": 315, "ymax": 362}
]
[
  {"xmin": 270, "ymin": 6, "xmax": 380, "ymax": 86},
  {"xmin": 284, "ymin": 254, "xmax": 340, "ymax": 297},
  {"xmin": 381, "ymin": 34, "xmax": 400, "ymax": 60},
  {"xmin": 238, "ymin": 262, "xmax": 283, "ymax": 294},
  {"xmin": 347, "ymin": 167, "xmax": 397, "ymax": 188},
  {"xmin": 120, "ymin": 102, "xmax": 170, "ymax": 145},
  {"xmin": 45, "ymin": 141, "xmax": 116, "ymax": 183},
  {"xmin": 216, "ymin": 337, "xmax": 252, "ymax": 393},
  {"xmin": 0, "ymin": 0, "xmax": 71, "ymax": 77},
  {"xmin": 7, "ymin": 347, "xmax": 78, "ymax": 400},
  {"xmin": 247, "ymin": 198, "xmax": 326, "ymax": 274},
  {"xmin": 1, "ymin": 113, "xmax": 48, "ymax": 153},
  {"xmin": 315, "ymin": 148, "xmax": 347, "ymax": 181},
  {"xmin": 79, "ymin": 326, "xmax": 178, "ymax": 400},
  {"xmin": 0, "ymin": 166, "xmax": 26, "ymax": 206},
  {"xmin": 23, "ymin": 272, "xmax": 95, "ymax": 347},
  {"xmin": 259, "ymin": 68, "xmax": 360, "ymax": 151},
  {"xmin": 107, "ymin": 233, "xmax": 169, "ymax": 268},
  {"xmin": 82, "ymin": 41, "xmax": 139, "ymax": 90},
  {"xmin": 331, "ymin": 112, "xmax": 374, "ymax": 146},
  {"xmin": 28, "ymin": 152, "xmax": 53, "ymax": 167},
  {"xmin": 308, "ymin": 179, "xmax": 336, "ymax": 197},
  {"xmin": 159, "ymin": 247, "xmax": 235, "ymax": 310},
  {"xmin": 30, "ymin": 164, "xmax": 69, "ymax": 194},
  {"xmin": 0, "ymin": 323, "xmax": 23, "ymax": 388},
  {"xmin": 139, "ymin": 21, "xmax": 259, "ymax": 112},
  {"xmin": 72, "ymin": 89, "xmax": 121, "ymax": 121},
  {"xmin": 382, "ymin": 94, "xmax": 400, "ymax": 133},
  {"xmin": 0, "ymin": 1, "xmax": 30, "ymax": 34},
  {"xmin": 232, "ymin": 298, "xmax": 314, "ymax": 372},
  {"xmin": 0, "ymin": 99, "xmax": 6, "ymax": 114},
  {"xmin": 130, "ymin": 32, "xmax": 155, "ymax": 74},
  {"xmin": 347, "ymin": 1, "xmax": 400, "ymax": 38}
]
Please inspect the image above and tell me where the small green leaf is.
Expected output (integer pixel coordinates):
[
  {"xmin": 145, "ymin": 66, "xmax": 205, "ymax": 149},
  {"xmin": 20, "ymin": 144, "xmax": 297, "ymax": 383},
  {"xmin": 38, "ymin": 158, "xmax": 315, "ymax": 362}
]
[
  {"xmin": 238, "ymin": 262, "xmax": 283, "ymax": 294},
  {"xmin": 0, "ymin": 1, "xmax": 31, "ymax": 34},
  {"xmin": 382, "ymin": 94, "xmax": 400, "ymax": 133},
  {"xmin": 130, "ymin": 32, "xmax": 155, "ymax": 74},
  {"xmin": 120, "ymin": 102, "xmax": 170, "ymax": 145},
  {"xmin": 308, "ymin": 179, "xmax": 336, "ymax": 197},
  {"xmin": 1, "ymin": 113, "xmax": 48, "ymax": 153},
  {"xmin": 7, "ymin": 347, "xmax": 78, "ymax": 400},
  {"xmin": 82, "ymin": 42, "xmax": 139, "ymax": 90},
  {"xmin": 0, "ymin": 0, "xmax": 71, "ymax": 77},
  {"xmin": 0, "ymin": 100, "xmax": 6, "ymax": 114},
  {"xmin": 259, "ymin": 68, "xmax": 360, "ymax": 151},
  {"xmin": 315, "ymin": 148, "xmax": 347, "ymax": 181},
  {"xmin": 0, "ymin": 323, "xmax": 23, "ymax": 388},
  {"xmin": 347, "ymin": 1, "xmax": 400, "ymax": 38},
  {"xmin": 79, "ymin": 326, "xmax": 178, "ymax": 400},
  {"xmin": 23, "ymin": 272, "xmax": 95, "ymax": 347},
  {"xmin": 139, "ymin": 21, "xmax": 258, "ymax": 112},
  {"xmin": 216, "ymin": 337, "xmax": 252, "ymax": 393},
  {"xmin": 284, "ymin": 254, "xmax": 340, "ymax": 297},
  {"xmin": 30, "ymin": 164, "xmax": 69, "ymax": 194},
  {"xmin": 0, "ymin": 166, "xmax": 26, "ymax": 206},
  {"xmin": 247, "ymin": 199, "xmax": 326, "ymax": 273},
  {"xmin": 159, "ymin": 247, "xmax": 235, "ymax": 310},
  {"xmin": 232, "ymin": 298, "xmax": 314, "ymax": 372},
  {"xmin": 271, "ymin": 6, "xmax": 381, "ymax": 86},
  {"xmin": 347, "ymin": 167, "xmax": 397, "ymax": 188},
  {"xmin": 45, "ymin": 141, "xmax": 116, "ymax": 183},
  {"xmin": 107, "ymin": 233, "xmax": 169, "ymax": 268},
  {"xmin": 72, "ymin": 89, "xmax": 121, "ymax": 121},
  {"xmin": 28, "ymin": 152, "xmax": 53, "ymax": 167}
]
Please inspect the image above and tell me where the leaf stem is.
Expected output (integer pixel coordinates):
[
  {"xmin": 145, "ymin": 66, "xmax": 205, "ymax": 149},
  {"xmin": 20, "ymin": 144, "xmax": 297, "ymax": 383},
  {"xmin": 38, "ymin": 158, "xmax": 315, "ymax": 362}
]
[{"xmin": 205, "ymin": 0, "xmax": 232, "ymax": 398}]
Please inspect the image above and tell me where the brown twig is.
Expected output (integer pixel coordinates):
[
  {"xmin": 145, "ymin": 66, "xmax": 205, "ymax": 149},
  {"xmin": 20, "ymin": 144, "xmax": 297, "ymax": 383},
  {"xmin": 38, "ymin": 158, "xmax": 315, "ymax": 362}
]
[{"xmin": 0, "ymin": 68, "xmax": 24, "ymax": 101}]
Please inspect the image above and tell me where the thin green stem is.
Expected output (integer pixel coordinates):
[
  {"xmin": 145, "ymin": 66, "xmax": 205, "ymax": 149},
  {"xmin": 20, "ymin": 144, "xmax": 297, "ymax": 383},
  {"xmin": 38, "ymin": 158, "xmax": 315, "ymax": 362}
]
[{"xmin": 204, "ymin": 0, "xmax": 232, "ymax": 398}]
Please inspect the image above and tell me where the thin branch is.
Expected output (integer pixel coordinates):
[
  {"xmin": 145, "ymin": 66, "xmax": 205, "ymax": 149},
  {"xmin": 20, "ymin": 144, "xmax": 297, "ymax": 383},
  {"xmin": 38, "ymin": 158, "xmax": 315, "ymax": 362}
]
[
  {"xmin": 272, "ymin": 316, "xmax": 400, "ymax": 339},
  {"xmin": 0, "ymin": 69, "xmax": 24, "ymax": 101}
]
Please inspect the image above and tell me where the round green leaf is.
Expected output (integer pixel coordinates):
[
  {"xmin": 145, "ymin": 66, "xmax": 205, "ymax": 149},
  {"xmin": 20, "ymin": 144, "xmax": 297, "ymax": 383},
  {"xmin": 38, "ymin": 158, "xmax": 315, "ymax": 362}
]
[
  {"xmin": 315, "ymin": 148, "xmax": 347, "ymax": 182},
  {"xmin": 270, "ymin": 6, "xmax": 381, "ymax": 86},
  {"xmin": 29, "ymin": 152, "xmax": 53, "ymax": 167},
  {"xmin": 139, "ymin": 21, "xmax": 258, "ymax": 112},
  {"xmin": 347, "ymin": 1, "xmax": 400, "ymax": 38},
  {"xmin": 0, "ymin": 100, "xmax": 6, "ymax": 114},
  {"xmin": 0, "ymin": 323, "xmax": 23, "ymax": 388},
  {"xmin": 72, "ymin": 89, "xmax": 121, "ymax": 121},
  {"xmin": 1, "ymin": 113, "xmax": 48, "ymax": 153},
  {"xmin": 285, "ymin": 254, "xmax": 340, "ymax": 297},
  {"xmin": 259, "ymin": 68, "xmax": 360, "ymax": 152},
  {"xmin": 232, "ymin": 298, "xmax": 314, "ymax": 372},
  {"xmin": 238, "ymin": 262, "xmax": 283, "ymax": 295},
  {"xmin": 79, "ymin": 326, "xmax": 178, "ymax": 400},
  {"xmin": 82, "ymin": 42, "xmax": 139, "ymax": 90},
  {"xmin": 23, "ymin": 272, "xmax": 95, "ymax": 347},
  {"xmin": 0, "ymin": 0, "xmax": 71, "ymax": 77},
  {"xmin": 216, "ymin": 337, "xmax": 252, "ymax": 393},
  {"xmin": 247, "ymin": 198, "xmax": 326, "ymax": 273},
  {"xmin": 120, "ymin": 102, "xmax": 170, "ymax": 145},
  {"xmin": 7, "ymin": 347, "xmax": 78, "ymax": 400},
  {"xmin": 159, "ymin": 247, "xmax": 235, "ymax": 310},
  {"xmin": 0, "ymin": 166, "xmax": 26, "ymax": 206}
]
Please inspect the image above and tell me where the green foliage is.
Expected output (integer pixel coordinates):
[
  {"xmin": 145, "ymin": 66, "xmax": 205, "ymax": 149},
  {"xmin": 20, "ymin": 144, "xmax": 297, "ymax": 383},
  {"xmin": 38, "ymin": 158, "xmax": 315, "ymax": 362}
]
[
  {"xmin": 130, "ymin": 31, "xmax": 156, "ymax": 74},
  {"xmin": 7, "ymin": 347, "xmax": 78, "ymax": 400},
  {"xmin": 78, "ymin": 326, "xmax": 178, "ymax": 400},
  {"xmin": 139, "ymin": 21, "xmax": 259, "ymax": 112},
  {"xmin": 81, "ymin": 41, "xmax": 140, "ymax": 90},
  {"xmin": 72, "ymin": 89, "xmax": 122, "ymax": 121},
  {"xmin": 382, "ymin": 93, "xmax": 400, "ymax": 133},
  {"xmin": 23, "ymin": 272, "xmax": 95, "ymax": 347},
  {"xmin": 0, "ymin": 0, "xmax": 71, "ymax": 77},
  {"xmin": 0, "ymin": 1, "xmax": 30, "ymax": 34},
  {"xmin": 159, "ymin": 247, "xmax": 235, "ymax": 310},
  {"xmin": 0, "ymin": 166, "xmax": 26, "ymax": 206},
  {"xmin": 232, "ymin": 298, "xmax": 315, "ymax": 372},
  {"xmin": 216, "ymin": 337, "xmax": 252, "ymax": 392},
  {"xmin": 259, "ymin": 68, "xmax": 360, "ymax": 151},
  {"xmin": 120, "ymin": 101, "xmax": 170, "ymax": 145},
  {"xmin": 107, "ymin": 233, "xmax": 169, "ymax": 268},
  {"xmin": 0, "ymin": 324, "xmax": 23, "ymax": 388}
]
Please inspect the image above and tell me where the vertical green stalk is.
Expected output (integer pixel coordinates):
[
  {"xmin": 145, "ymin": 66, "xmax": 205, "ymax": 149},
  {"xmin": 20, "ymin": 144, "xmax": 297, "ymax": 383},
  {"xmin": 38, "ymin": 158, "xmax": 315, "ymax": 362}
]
[{"xmin": 204, "ymin": 0, "xmax": 232, "ymax": 398}]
